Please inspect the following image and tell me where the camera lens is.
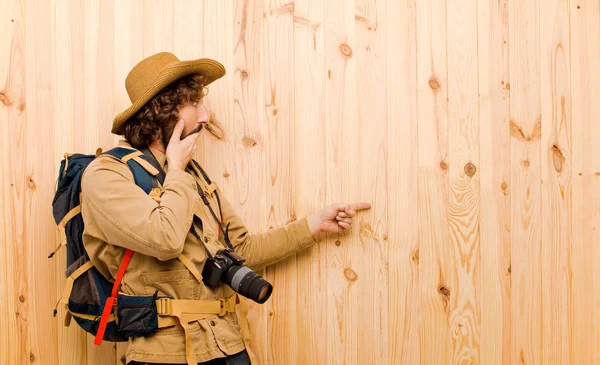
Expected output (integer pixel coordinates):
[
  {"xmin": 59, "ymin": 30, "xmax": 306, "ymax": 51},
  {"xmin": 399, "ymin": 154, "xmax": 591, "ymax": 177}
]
[{"xmin": 225, "ymin": 266, "xmax": 273, "ymax": 304}]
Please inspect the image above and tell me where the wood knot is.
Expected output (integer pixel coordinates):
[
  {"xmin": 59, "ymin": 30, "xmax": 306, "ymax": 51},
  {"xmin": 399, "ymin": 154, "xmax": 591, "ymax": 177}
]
[
  {"xmin": 501, "ymin": 181, "xmax": 508, "ymax": 195},
  {"xmin": 328, "ymin": 69, "xmax": 332, "ymax": 79},
  {"xmin": 344, "ymin": 268, "xmax": 358, "ymax": 282},
  {"xmin": 339, "ymin": 43, "xmax": 353, "ymax": 58},
  {"xmin": 18, "ymin": 100, "xmax": 26, "ymax": 113},
  {"xmin": 30, "ymin": 353, "xmax": 35, "ymax": 363},
  {"xmin": 412, "ymin": 249, "xmax": 419, "ymax": 264},
  {"xmin": 27, "ymin": 176, "xmax": 36, "ymax": 190},
  {"xmin": 520, "ymin": 349, "xmax": 525, "ymax": 364},
  {"xmin": 335, "ymin": 240, "xmax": 341, "ymax": 246},
  {"xmin": 552, "ymin": 144, "xmax": 565, "ymax": 173},
  {"xmin": 507, "ymin": 265, "xmax": 511, "ymax": 274},
  {"xmin": 438, "ymin": 285, "xmax": 450, "ymax": 297},
  {"xmin": 504, "ymin": 82, "xmax": 511, "ymax": 90},
  {"xmin": 242, "ymin": 136, "xmax": 257, "ymax": 148},
  {"xmin": 440, "ymin": 161, "xmax": 448, "ymax": 171},
  {"xmin": 272, "ymin": 107, "xmax": 279, "ymax": 116},
  {"xmin": 464, "ymin": 163, "xmax": 476, "ymax": 177},
  {"xmin": 595, "ymin": 172, "xmax": 600, "ymax": 176},
  {"xmin": 223, "ymin": 171, "xmax": 231, "ymax": 178},
  {"xmin": 269, "ymin": 311, "xmax": 274, "ymax": 317},
  {"xmin": 240, "ymin": 70, "xmax": 249, "ymax": 79},
  {"xmin": 0, "ymin": 91, "xmax": 12, "ymax": 106},
  {"xmin": 521, "ymin": 159, "xmax": 530, "ymax": 168},
  {"xmin": 428, "ymin": 77, "xmax": 440, "ymax": 91},
  {"xmin": 382, "ymin": 234, "xmax": 388, "ymax": 241},
  {"xmin": 19, "ymin": 295, "xmax": 25, "ymax": 303}
]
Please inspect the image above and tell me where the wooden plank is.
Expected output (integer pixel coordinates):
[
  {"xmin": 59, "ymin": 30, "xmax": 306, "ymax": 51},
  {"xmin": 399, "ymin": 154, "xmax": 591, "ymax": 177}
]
[
  {"xmin": 509, "ymin": 0, "xmax": 542, "ymax": 364},
  {"xmin": 142, "ymin": 0, "xmax": 174, "ymax": 56},
  {"xmin": 570, "ymin": 1, "xmax": 600, "ymax": 364},
  {"xmin": 540, "ymin": 0, "xmax": 572, "ymax": 364},
  {"xmin": 262, "ymin": 1, "xmax": 298, "ymax": 364},
  {"xmin": 83, "ymin": 0, "xmax": 115, "ymax": 153},
  {"xmin": 232, "ymin": 0, "xmax": 268, "ymax": 362},
  {"xmin": 293, "ymin": 0, "xmax": 327, "ymax": 363},
  {"xmin": 446, "ymin": 0, "xmax": 481, "ymax": 362},
  {"xmin": 195, "ymin": 0, "xmax": 235, "ymax": 196},
  {"xmin": 416, "ymin": 0, "xmax": 453, "ymax": 363},
  {"xmin": 385, "ymin": 0, "xmax": 420, "ymax": 363},
  {"xmin": 24, "ymin": 0, "xmax": 63, "ymax": 363},
  {"xmin": 354, "ymin": 0, "xmax": 388, "ymax": 363},
  {"xmin": 477, "ymin": 0, "xmax": 511, "ymax": 364},
  {"xmin": 324, "ymin": 0, "xmax": 360, "ymax": 363},
  {"xmin": 1, "ymin": 1, "xmax": 30, "ymax": 364}
]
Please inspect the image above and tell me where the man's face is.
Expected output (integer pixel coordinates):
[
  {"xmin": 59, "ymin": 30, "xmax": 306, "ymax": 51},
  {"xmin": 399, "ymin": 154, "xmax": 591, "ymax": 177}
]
[{"xmin": 162, "ymin": 98, "xmax": 210, "ymax": 146}]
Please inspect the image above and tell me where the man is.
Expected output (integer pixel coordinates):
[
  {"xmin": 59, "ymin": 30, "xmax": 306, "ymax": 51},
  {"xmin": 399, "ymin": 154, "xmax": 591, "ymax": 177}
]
[{"xmin": 80, "ymin": 52, "xmax": 370, "ymax": 365}]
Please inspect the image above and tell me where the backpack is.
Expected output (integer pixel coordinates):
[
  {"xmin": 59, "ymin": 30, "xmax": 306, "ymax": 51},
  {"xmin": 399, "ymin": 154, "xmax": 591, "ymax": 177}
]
[{"xmin": 50, "ymin": 147, "xmax": 161, "ymax": 343}]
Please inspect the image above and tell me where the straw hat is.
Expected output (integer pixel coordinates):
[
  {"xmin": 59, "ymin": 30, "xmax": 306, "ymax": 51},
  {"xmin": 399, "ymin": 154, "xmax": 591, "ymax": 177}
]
[{"xmin": 112, "ymin": 52, "xmax": 226, "ymax": 135}]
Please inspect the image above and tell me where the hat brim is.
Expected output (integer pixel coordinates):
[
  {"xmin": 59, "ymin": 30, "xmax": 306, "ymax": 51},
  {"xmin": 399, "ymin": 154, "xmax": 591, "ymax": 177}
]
[{"xmin": 112, "ymin": 58, "xmax": 226, "ymax": 135}]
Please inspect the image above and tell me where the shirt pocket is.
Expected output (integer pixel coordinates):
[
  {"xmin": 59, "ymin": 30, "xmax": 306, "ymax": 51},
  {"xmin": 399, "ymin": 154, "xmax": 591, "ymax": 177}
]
[{"xmin": 139, "ymin": 269, "xmax": 198, "ymax": 299}]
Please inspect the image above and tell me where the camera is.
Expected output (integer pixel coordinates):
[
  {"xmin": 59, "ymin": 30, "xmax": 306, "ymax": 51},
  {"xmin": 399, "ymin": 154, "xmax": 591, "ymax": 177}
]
[{"xmin": 202, "ymin": 249, "xmax": 273, "ymax": 304}]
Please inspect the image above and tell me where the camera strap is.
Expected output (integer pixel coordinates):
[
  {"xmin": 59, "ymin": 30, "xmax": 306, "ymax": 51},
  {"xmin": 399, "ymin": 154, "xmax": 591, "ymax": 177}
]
[
  {"xmin": 141, "ymin": 149, "xmax": 235, "ymax": 256},
  {"xmin": 141, "ymin": 148, "xmax": 214, "ymax": 259},
  {"xmin": 190, "ymin": 160, "xmax": 235, "ymax": 251}
]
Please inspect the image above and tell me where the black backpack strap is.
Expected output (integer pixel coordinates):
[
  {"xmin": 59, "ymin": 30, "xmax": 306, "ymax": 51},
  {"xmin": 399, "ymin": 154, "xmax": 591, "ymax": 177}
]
[{"xmin": 140, "ymin": 148, "xmax": 166, "ymax": 186}]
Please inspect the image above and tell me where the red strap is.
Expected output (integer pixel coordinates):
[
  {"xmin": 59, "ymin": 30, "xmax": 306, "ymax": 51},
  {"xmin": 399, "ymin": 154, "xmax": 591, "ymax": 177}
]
[
  {"xmin": 112, "ymin": 249, "xmax": 133, "ymax": 297},
  {"xmin": 94, "ymin": 249, "xmax": 134, "ymax": 345}
]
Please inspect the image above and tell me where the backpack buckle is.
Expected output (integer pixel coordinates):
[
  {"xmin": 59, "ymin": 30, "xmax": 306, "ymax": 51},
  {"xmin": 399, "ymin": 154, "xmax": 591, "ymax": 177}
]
[{"xmin": 156, "ymin": 298, "xmax": 172, "ymax": 316}]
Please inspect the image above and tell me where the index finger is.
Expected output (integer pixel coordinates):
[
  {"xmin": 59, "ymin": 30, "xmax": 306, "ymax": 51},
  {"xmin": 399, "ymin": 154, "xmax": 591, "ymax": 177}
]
[{"xmin": 346, "ymin": 202, "xmax": 371, "ymax": 212}]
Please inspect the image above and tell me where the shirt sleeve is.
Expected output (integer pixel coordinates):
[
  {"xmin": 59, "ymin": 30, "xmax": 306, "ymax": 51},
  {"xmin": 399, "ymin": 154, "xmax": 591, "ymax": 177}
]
[
  {"xmin": 215, "ymin": 186, "xmax": 315, "ymax": 271},
  {"xmin": 81, "ymin": 156, "xmax": 200, "ymax": 261}
]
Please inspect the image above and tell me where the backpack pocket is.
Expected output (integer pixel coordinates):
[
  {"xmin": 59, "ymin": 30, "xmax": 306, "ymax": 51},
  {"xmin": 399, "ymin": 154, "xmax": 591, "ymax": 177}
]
[{"xmin": 117, "ymin": 291, "xmax": 168, "ymax": 337}]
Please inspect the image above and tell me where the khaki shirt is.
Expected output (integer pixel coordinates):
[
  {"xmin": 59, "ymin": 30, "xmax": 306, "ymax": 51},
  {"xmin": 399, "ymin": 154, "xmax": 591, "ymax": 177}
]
[{"xmin": 80, "ymin": 141, "xmax": 315, "ymax": 364}]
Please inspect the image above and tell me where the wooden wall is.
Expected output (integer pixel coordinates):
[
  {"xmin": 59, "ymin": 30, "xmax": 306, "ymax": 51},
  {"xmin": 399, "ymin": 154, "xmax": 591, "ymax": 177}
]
[{"xmin": 1, "ymin": 0, "xmax": 599, "ymax": 364}]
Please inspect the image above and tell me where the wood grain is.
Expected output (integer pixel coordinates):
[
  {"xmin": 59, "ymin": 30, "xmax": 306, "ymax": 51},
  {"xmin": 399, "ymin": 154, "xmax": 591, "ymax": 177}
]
[
  {"xmin": 477, "ymin": 0, "xmax": 511, "ymax": 364},
  {"xmin": 385, "ymin": 0, "xmax": 419, "ymax": 363},
  {"xmin": 293, "ymin": 0, "xmax": 327, "ymax": 364},
  {"xmin": 509, "ymin": 0, "xmax": 543, "ymax": 364},
  {"xmin": 232, "ymin": 0, "xmax": 269, "ymax": 362},
  {"xmin": 540, "ymin": 0, "xmax": 572, "ymax": 364},
  {"xmin": 324, "ymin": 0, "xmax": 360, "ymax": 364},
  {"xmin": 262, "ymin": 1, "xmax": 299, "ymax": 364},
  {"xmin": 446, "ymin": 0, "xmax": 481, "ymax": 363},
  {"xmin": 355, "ymin": 0, "xmax": 389, "ymax": 363},
  {"xmin": 1, "ymin": 1, "xmax": 29, "ymax": 364},
  {"xmin": 416, "ymin": 0, "xmax": 453, "ymax": 363},
  {"xmin": 570, "ymin": 1, "xmax": 600, "ymax": 364}
]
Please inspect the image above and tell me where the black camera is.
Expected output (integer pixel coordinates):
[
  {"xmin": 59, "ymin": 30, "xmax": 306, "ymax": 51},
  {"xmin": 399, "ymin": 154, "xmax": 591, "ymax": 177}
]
[{"xmin": 202, "ymin": 249, "xmax": 273, "ymax": 304}]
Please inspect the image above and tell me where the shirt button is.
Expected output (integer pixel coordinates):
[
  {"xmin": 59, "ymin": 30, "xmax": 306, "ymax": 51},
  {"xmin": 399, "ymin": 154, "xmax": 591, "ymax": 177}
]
[{"xmin": 210, "ymin": 320, "xmax": 216, "ymax": 326}]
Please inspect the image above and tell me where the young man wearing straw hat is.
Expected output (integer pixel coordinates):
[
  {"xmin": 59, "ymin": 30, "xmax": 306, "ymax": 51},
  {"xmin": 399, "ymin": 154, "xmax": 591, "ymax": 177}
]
[{"xmin": 80, "ymin": 52, "xmax": 371, "ymax": 365}]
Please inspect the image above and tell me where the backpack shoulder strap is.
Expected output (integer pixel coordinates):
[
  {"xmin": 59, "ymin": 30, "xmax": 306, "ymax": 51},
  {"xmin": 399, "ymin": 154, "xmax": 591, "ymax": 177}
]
[{"xmin": 102, "ymin": 147, "xmax": 159, "ymax": 194}]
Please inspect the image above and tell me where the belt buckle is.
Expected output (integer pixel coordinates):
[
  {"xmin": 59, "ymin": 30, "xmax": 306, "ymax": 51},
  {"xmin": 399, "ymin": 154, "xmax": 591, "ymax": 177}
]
[{"xmin": 156, "ymin": 298, "xmax": 172, "ymax": 316}]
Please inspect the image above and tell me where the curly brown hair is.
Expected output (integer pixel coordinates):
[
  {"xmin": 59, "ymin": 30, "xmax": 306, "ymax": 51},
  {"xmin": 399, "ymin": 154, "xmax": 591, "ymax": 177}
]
[{"xmin": 122, "ymin": 73, "xmax": 207, "ymax": 149}]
